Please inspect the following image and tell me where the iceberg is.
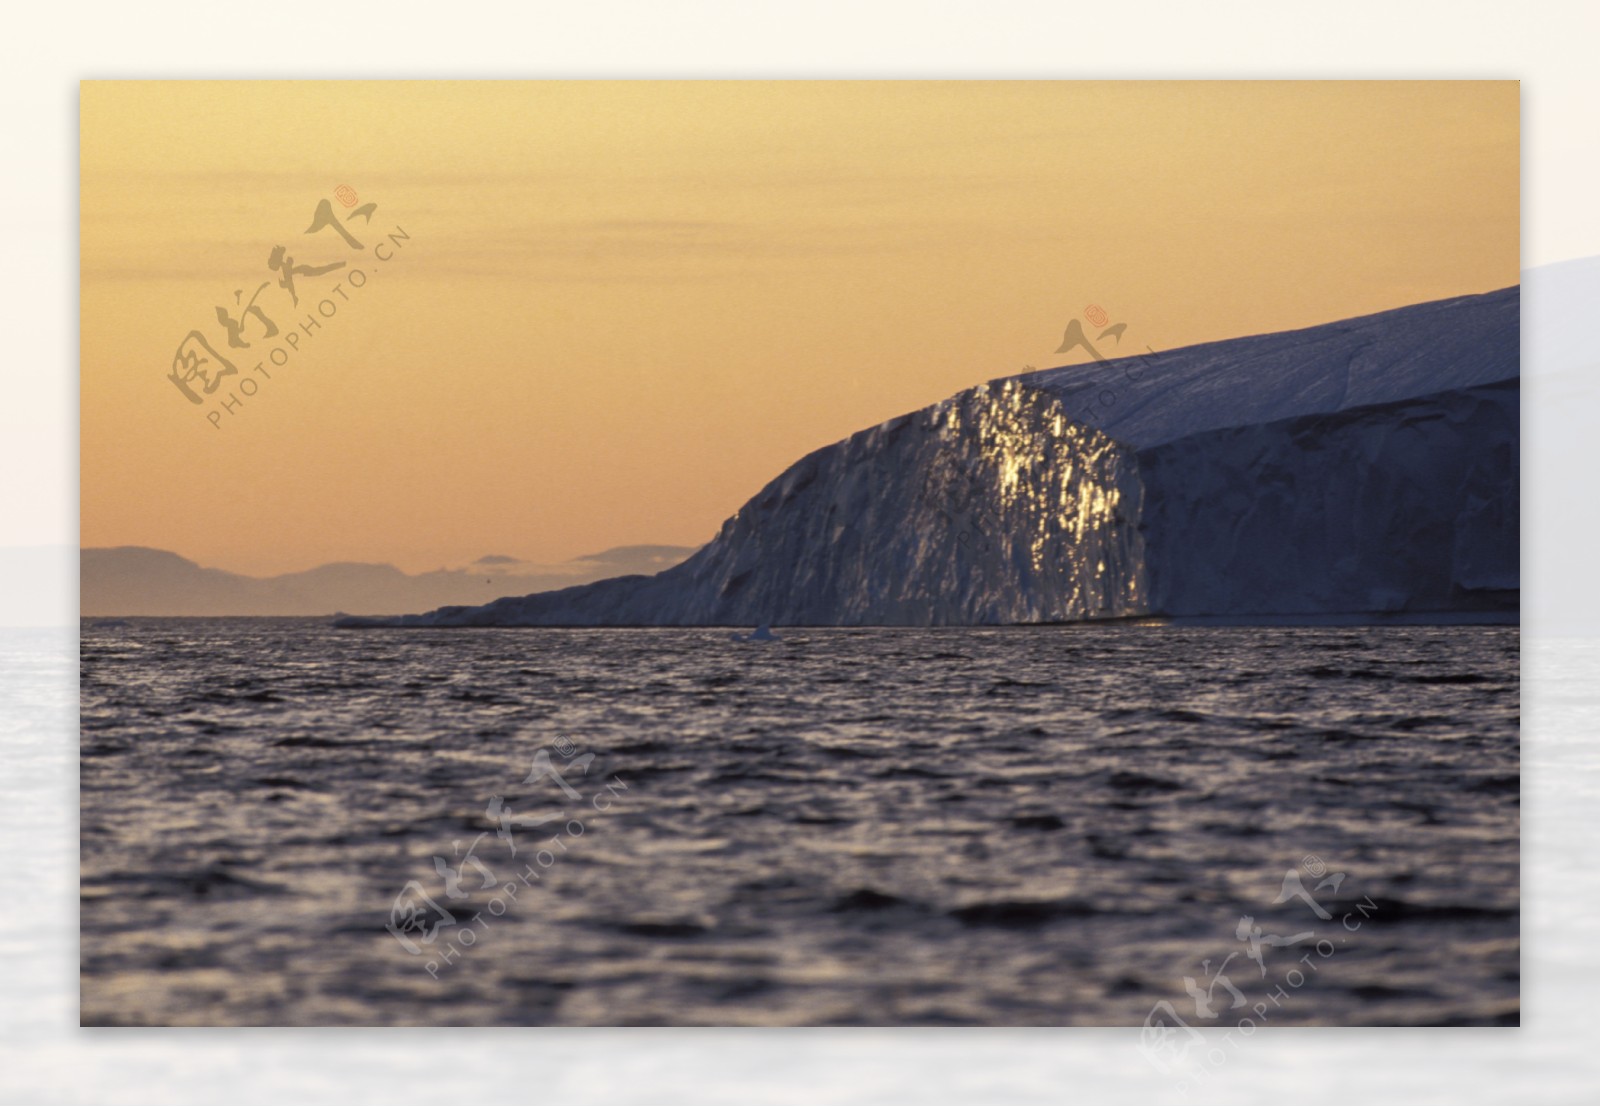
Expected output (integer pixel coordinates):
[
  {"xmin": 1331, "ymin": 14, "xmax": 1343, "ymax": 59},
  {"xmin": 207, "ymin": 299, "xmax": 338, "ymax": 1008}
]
[{"xmin": 338, "ymin": 287, "xmax": 1518, "ymax": 627}]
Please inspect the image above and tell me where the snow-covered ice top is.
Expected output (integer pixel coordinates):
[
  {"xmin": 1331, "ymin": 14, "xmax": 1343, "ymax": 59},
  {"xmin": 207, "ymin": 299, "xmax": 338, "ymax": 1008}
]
[{"xmin": 1017, "ymin": 286, "xmax": 1518, "ymax": 448}]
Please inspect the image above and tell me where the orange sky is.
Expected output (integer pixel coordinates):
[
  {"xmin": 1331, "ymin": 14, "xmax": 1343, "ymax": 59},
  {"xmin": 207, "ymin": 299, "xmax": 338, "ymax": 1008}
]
[{"xmin": 80, "ymin": 81, "xmax": 1518, "ymax": 576}]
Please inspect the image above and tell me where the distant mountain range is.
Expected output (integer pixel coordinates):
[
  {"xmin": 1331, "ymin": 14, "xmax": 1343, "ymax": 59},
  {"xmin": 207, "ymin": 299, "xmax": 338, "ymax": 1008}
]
[{"xmin": 80, "ymin": 545, "xmax": 697, "ymax": 617}]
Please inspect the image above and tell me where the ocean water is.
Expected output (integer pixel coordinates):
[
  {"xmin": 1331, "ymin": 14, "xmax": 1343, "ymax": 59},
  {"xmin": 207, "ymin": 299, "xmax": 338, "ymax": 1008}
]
[{"xmin": 79, "ymin": 620, "xmax": 1519, "ymax": 1027}]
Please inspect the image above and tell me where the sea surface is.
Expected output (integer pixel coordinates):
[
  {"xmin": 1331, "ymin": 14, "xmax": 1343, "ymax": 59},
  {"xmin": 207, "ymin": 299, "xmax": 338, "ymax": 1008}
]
[{"xmin": 79, "ymin": 620, "xmax": 1519, "ymax": 1027}]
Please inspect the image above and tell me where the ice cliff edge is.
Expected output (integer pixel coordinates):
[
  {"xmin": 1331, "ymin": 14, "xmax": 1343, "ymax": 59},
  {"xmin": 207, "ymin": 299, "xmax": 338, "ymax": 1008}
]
[{"xmin": 338, "ymin": 287, "xmax": 1518, "ymax": 627}]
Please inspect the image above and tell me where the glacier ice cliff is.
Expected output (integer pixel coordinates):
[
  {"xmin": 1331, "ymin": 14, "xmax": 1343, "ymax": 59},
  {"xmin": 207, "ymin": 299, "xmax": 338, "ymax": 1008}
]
[{"xmin": 338, "ymin": 287, "xmax": 1518, "ymax": 627}]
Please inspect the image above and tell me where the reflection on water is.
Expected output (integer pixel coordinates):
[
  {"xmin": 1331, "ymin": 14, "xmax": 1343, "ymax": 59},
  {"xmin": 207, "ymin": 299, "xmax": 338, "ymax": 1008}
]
[{"xmin": 80, "ymin": 619, "xmax": 1517, "ymax": 1026}]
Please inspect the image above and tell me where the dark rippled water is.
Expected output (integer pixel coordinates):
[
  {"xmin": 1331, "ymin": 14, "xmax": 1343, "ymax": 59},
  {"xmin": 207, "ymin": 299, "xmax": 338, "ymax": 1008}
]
[{"xmin": 79, "ymin": 620, "xmax": 1518, "ymax": 1026}]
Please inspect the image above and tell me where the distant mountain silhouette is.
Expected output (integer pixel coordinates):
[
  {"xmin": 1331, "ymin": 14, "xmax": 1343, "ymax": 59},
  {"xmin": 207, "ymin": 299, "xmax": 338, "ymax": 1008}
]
[{"xmin": 80, "ymin": 545, "xmax": 697, "ymax": 616}]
